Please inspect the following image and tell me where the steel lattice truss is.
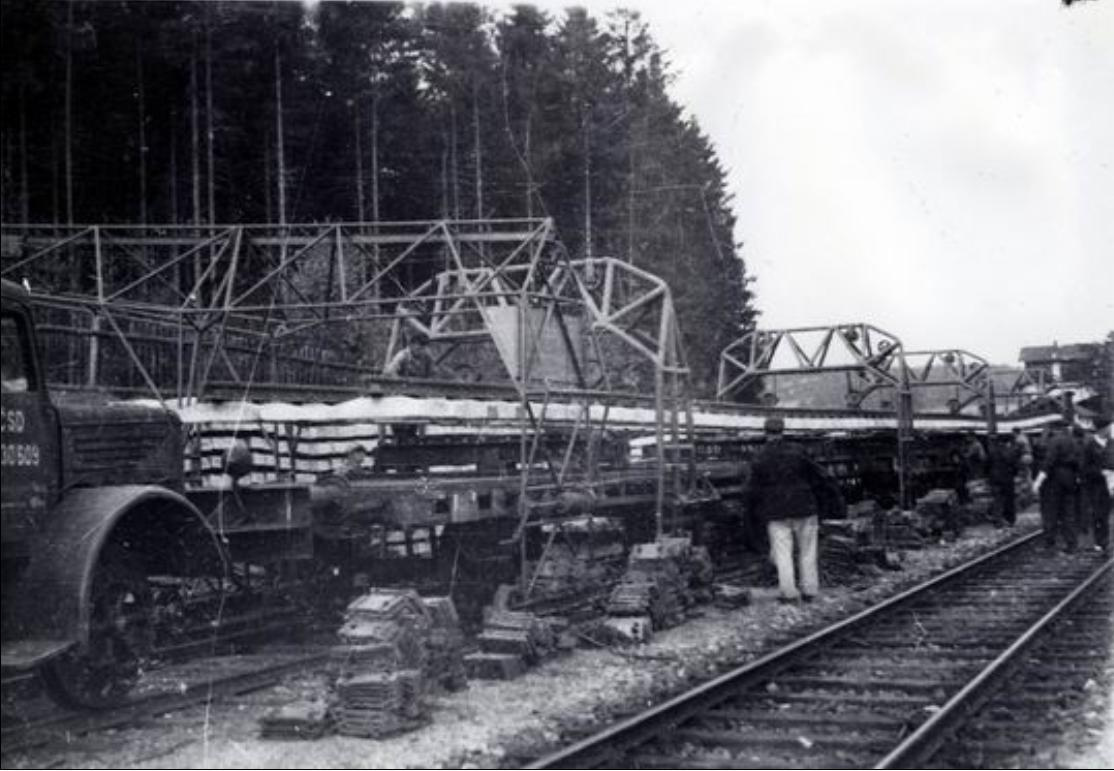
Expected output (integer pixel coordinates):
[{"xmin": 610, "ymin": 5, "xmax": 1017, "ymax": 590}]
[
  {"xmin": 716, "ymin": 323, "xmax": 1042, "ymax": 419},
  {"xmin": 899, "ymin": 349, "xmax": 992, "ymax": 413},
  {"xmin": 712, "ymin": 325, "xmax": 1045, "ymax": 506},
  {"xmin": 1, "ymin": 219, "xmax": 697, "ymax": 564},
  {"xmin": 716, "ymin": 323, "xmax": 904, "ymax": 404},
  {"xmin": 0, "ymin": 220, "xmax": 687, "ymax": 405}
]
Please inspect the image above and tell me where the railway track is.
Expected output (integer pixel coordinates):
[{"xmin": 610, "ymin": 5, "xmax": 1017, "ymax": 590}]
[
  {"xmin": 931, "ymin": 568, "xmax": 1114, "ymax": 768},
  {"xmin": 529, "ymin": 533, "xmax": 1112, "ymax": 769},
  {"xmin": 0, "ymin": 650, "xmax": 329, "ymax": 757}
]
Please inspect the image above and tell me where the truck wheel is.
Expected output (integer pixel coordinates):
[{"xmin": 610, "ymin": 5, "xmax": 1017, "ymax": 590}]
[{"xmin": 40, "ymin": 552, "xmax": 153, "ymax": 709}]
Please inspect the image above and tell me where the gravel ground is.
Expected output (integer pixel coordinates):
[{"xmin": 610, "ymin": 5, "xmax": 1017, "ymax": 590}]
[
  {"xmin": 1054, "ymin": 574, "xmax": 1114, "ymax": 771},
  {"xmin": 1059, "ymin": 652, "xmax": 1114, "ymax": 770},
  {"xmin": 8, "ymin": 508, "xmax": 1110, "ymax": 770}
]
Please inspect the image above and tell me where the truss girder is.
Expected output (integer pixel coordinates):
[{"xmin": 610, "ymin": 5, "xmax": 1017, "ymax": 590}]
[
  {"xmin": 0, "ymin": 219, "xmax": 704, "ymax": 559},
  {"xmin": 716, "ymin": 322, "xmax": 904, "ymax": 401}
]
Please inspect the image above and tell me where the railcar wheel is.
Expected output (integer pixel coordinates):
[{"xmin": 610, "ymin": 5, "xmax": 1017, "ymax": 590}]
[{"xmin": 40, "ymin": 552, "xmax": 154, "ymax": 709}]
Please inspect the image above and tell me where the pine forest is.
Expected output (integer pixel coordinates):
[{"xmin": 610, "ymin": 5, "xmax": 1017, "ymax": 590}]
[{"xmin": 0, "ymin": 1, "xmax": 757, "ymax": 390}]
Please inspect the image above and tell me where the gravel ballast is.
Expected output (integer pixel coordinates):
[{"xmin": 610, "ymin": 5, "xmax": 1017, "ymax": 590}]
[{"xmin": 6, "ymin": 509, "xmax": 1112, "ymax": 769}]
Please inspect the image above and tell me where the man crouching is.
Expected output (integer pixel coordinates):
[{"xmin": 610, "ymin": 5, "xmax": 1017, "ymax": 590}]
[{"xmin": 746, "ymin": 416, "xmax": 831, "ymax": 604}]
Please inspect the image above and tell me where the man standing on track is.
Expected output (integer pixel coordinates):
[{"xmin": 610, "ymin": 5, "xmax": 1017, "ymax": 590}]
[
  {"xmin": 1033, "ymin": 418, "xmax": 1082, "ymax": 552},
  {"xmin": 745, "ymin": 416, "xmax": 831, "ymax": 604},
  {"xmin": 1081, "ymin": 415, "xmax": 1113, "ymax": 555}
]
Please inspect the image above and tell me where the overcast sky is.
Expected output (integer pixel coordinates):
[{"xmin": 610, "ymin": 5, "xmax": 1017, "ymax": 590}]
[{"xmin": 522, "ymin": 0, "xmax": 1113, "ymax": 364}]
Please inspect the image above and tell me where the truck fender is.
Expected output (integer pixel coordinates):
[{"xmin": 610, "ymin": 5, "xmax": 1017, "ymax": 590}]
[{"xmin": 8, "ymin": 485, "xmax": 225, "ymax": 663}]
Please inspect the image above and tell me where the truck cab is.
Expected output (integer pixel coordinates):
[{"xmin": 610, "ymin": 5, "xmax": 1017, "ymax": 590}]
[
  {"xmin": 1, "ymin": 278, "xmax": 223, "ymax": 708},
  {"xmin": 1, "ymin": 288, "xmax": 57, "ymax": 564}
]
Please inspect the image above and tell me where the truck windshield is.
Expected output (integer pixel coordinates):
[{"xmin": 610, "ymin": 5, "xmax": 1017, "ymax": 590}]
[{"xmin": 1, "ymin": 313, "xmax": 32, "ymax": 393}]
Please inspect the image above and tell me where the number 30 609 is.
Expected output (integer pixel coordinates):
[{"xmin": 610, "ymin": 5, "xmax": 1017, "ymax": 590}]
[{"xmin": 1, "ymin": 443, "xmax": 40, "ymax": 466}]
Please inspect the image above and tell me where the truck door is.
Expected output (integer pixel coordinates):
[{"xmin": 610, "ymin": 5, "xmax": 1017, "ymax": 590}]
[{"xmin": 1, "ymin": 307, "xmax": 58, "ymax": 553}]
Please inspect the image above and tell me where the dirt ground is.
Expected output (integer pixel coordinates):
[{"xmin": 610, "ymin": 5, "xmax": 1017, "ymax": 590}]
[{"xmin": 5, "ymin": 509, "xmax": 1111, "ymax": 770}]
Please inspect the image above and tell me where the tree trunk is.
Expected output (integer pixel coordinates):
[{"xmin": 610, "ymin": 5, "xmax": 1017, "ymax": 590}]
[
  {"xmin": 274, "ymin": 45, "xmax": 288, "ymax": 285},
  {"xmin": 624, "ymin": 18, "xmax": 634, "ymax": 264},
  {"xmin": 370, "ymin": 89, "xmax": 380, "ymax": 294},
  {"xmin": 19, "ymin": 84, "xmax": 29, "ymax": 222},
  {"xmin": 627, "ymin": 122, "xmax": 635, "ymax": 264},
  {"xmin": 473, "ymin": 83, "xmax": 483, "ymax": 220},
  {"xmin": 440, "ymin": 141, "xmax": 449, "ymax": 220},
  {"xmin": 523, "ymin": 110, "xmax": 533, "ymax": 219},
  {"xmin": 64, "ymin": 1, "xmax": 74, "ymax": 228},
  {"xmin": 262, "ymin": 127, "xmax": 272, "ymax": 223},
  {"xmin": 169, "ymin": 118, "xmax": 180, "ymax": 293},
  {"xmin": 583, "ymin": 119, "xmax": 592, "ymax": 259},
  {"xmin": 2, "ymin": 134, "xmax": 11, "ymax": 218},
  {"xmin": 450, "ymin": 104, "xmax": 460, "ymax": 220},
  {"xmin": 136, "ymin": 42, "xmax": 147, "ymax": 228},
  {"xmin": 205, "ymin": 23, "xmax": 216, "ymax": 226},
  {"xmin": 51, "ymin": 129, "xmax": 59, "ymax": 226},
  {"xmin": 169, "ymin": 114, "xmax": 179, "ymax": 225},
  {"xmin": 274, "ymin": 47, "xmax": 287, "ymax": 231},
  {"xmin": 353, "ymin": 100, "xmax": 365, "ymax": 220},
  {"xmin": 190, "ymin": 45, "xmax": 202, "ymax": 289},
  {"xmin": 500, "ymin": 57, "xmax": 533, "ymax": 220},
  {"xmin": 63, "ymin": 2, "xmax": 76, "ymax": 294},
  {"xmin": 370, "ymin": 91, "xmax": 380, "ymax": 222}
]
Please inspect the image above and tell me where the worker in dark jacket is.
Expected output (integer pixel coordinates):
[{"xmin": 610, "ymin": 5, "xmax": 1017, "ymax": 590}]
[
  {"xmin": 1080, "ymin": 415, "xmax": 1113, "ymax": 555},
  {"xmin": 745, "ymin": 416, "xmax": 830, "ymax": 603},
  {"xmin": 988, "ymin": 434, "xmax": 1021, "ymax": 526},
  {"xmin": 1034, "ymin": 419, "xmax": 1081, "ymax": 552},
  {"xmin": 384, "ymin": 331, "xmax": 443, "ymax": 378},
  {"xmin": 953, "ymin": 434, "xmax": 985, "ymax": 504}
]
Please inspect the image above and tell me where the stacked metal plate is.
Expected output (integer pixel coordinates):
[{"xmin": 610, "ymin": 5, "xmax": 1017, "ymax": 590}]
[
  {"xmin": 914, "ymin": 488, "xmax": 963, "ymax": 539},
  {"xmin": 528, "ymin": 517, "xmax": 627, "ymax": 598},
  {"xmin": 259, "ymin": 699, "xmax": 332, "ymax": 740},
  {"xmin": 421, "ymin": 596, "xmax": 467, "ymax": 691},
  {"xmin": 330, "ymin": 588, "xmax": 434, "ymax": 738},
  {"xmin": 335, "ymin": 670, "xmax": 424, "ymax": 739},
  {"xmin": 605, "ymin": 535, "xmax": 721, "ymax": 632},
  {"xmin": 872, "ymin": 508, "xmax": 928, "ymax": 549},
  {"xmin": 847, "ymin": 499, "xmax": 883, "ymax": 519},
  {"xmin": 481, "ymin": 609, "xmax": 555, "ymax": 662},
  {"xmin": 331, "ymin": 641, "xmax": 406, "ymax": 676},
  {"xmin": 819, "ymin": 532, "xmax": 864, "ymax": 585},
  {"xmin": 465, "ymin": 608, "xmax": 556, "ymax": 680},
  {"xmin": 711, "ymin": 582, "xmax": 752, "ymax": 609},
  {"xmin": 337, "ymin": 588, "xmax": 432, "ymax": 674},
  {"xmin": 620, "ymin": 556, "xmax": 687, "ymax": 629},
  {"xmin": 606, "ymin": 579, "xmax": 657, "ymax": 618}
]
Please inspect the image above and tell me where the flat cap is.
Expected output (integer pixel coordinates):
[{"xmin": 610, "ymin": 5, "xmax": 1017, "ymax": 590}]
[{"xmin": 764, "ymin": 416, "xmax": 785, "ymax": 434}]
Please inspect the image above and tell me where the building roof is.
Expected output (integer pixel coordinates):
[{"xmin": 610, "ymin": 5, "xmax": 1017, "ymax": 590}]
[{"xmin": 1019, "ymin": 343, "xmax": 1096, "ymax": 364}]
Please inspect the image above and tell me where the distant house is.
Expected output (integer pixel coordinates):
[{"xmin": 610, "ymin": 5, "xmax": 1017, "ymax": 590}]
[
  {"xmin": 1018, "ymin": 339, "xmax": 1112, "ymax": 415},
  {"xmin": 1019, "ymin": 342, "xmax": 1099, "ymax": 386}
]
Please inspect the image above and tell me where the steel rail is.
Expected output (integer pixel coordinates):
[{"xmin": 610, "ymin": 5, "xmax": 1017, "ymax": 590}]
[
  {"xmin": 875, "ymin": 554, "xmax": 1113, "ymax": 769},
  {"xmin": 527, "ymin": 529, "xmax": 1044, "ymax": 769},
  {"xmin": 0, "ymin": 651, "xmax": 329, "ymax": 757}
]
